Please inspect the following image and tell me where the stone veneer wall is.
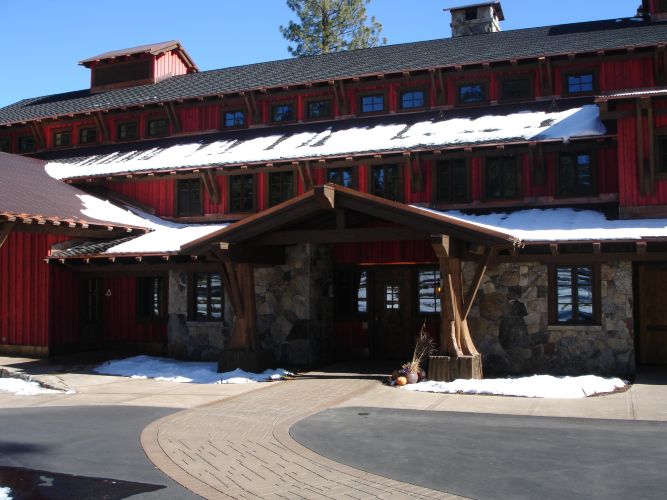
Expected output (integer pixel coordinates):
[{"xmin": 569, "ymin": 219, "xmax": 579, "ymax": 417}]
[
  {"xmin": 167, "ymin": 244, "xmax": 334, "ymax": 366},
  {"xmin": 463, "ymin": 261, "xmax": 635, "ymax": 376}
]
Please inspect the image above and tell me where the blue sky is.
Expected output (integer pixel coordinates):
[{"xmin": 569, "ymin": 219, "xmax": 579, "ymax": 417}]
[{"xmin": 0, "ymin": 0, "xmax": 639, "ymax": 107}]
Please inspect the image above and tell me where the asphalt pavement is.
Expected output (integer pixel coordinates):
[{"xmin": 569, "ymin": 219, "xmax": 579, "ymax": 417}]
[
  {"xmin": 0, "ymin": 406, "xmax": 198, "ymax": 499},
  {"xmin": 291, "ymin": 407, "xmax": 667, "ymax": 500}
]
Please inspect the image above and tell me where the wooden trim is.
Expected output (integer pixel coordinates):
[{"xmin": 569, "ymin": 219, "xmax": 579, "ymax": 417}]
[
  {"xmin": 94, "ymin": 112, "xmax": 108, "ymax": 142},
  {"xmin": 637, "ymin": 100, "xmax": 647, "ymax": 196},
  {"xmin": 648, "ymin": 102, "xmax": 656, "ymax": 194}
]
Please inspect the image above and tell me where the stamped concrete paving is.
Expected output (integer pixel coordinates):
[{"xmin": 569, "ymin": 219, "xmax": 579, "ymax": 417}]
[{"xmin": 142, "ymin": 372, "xmax": 463, "ymax": 499}]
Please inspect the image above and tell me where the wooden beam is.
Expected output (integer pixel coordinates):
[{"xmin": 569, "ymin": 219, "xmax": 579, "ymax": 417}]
[
  {"xmin": 166, "ymin": 101, "xmax": 181, "ymax": 134},
  {"xmin": 30, "ymin": 122, "xmax": 45, "ymax": 149},
  {"xmin": 200, "ymin": 170, "xmax": 221, "ymax": 205},
  {"xmin": 0, "ymin": 223, "xmax": 14, "ymax": 250},
  {"xmin": 462, "ymin": 246, "xmax": 494, "ymax": 321},
  {"xmin": 94, "ymin": 111, "xmax": 108, "ymax": 142},
  {"xmin": 637, "ymin": 100, "xmax": 647, "ymax": 196},
  {"xmin": 295, "ymin": 161, "xmax": 314, "ymax": 191},
  {"xmin": 254, "ymin": 227, "xmax": 429, "ymax": 245},
  {"xmin": 314, "ymin": 184, "xmax": 335, "ymax": 210},
  {"xmin": 648, "ymin": 101, "xmax": 656, "ymax": 195}
]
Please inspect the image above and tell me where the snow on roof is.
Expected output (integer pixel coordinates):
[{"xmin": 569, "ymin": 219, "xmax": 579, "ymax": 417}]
[
  {"xmin": 104, "ymin": 223, "xmax": 227, "ymax": 255},
  {"xmin": 45, "ymin": 105, "xmax": 606, "ymax": 180},
  {"xmin": 597, "ymin": 87, "xmax": 667, "ymax": 100},
  {"xmin": 414, "ymin": 207, "xmax": 667, "ymax": 243}
]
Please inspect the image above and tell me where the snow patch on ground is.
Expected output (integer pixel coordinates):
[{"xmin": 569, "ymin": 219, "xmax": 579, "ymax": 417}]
[
  {"xmin": 0, "ymin": 378, "xmax": 61, "ymax": 396},
  {"xmin": 403, "ymin": 375, "xmax": 626, "ymax": 398},
  {"xmin": 0, "ymin": 487, "xmax": 12, "ymax": 500},
  {"xmin": 93, "ymin": 355, "xmax": 291, "ymax": 384}
]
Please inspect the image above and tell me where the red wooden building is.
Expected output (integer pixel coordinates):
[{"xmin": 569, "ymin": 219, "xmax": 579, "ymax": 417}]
[{"xmin": 2, "ymin": 1, "xmax": 667, "ymax": 376}]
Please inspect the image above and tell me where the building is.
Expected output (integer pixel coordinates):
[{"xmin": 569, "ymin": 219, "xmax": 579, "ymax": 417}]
[{"xmin": 2, "ymin": 1, "xmax": 667, "ymax": 377}]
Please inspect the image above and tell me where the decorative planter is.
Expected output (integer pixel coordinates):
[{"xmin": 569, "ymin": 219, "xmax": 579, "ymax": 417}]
[{"xmin": 405, "ymin": 371, "xmax": 419, "ymax": 385}]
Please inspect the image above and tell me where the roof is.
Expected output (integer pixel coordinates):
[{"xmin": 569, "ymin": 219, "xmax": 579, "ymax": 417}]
[
  {"xmin": 417, "ymin": 207, "xmax": 667, "ymax": 243},
  {"xmin": 1, "ymin": 17, "xmax": 667, "ymax": 125},
  {"xmin": 0, "ymin": 152, "xmax": 149, "ymax": 231},
  {"xmin": 79, "ymin": 40, "xmax": 198, "ymax": 70},
  {"xmin": 42, "ymin": 103, "xmax": 606, "ymax": 180}
]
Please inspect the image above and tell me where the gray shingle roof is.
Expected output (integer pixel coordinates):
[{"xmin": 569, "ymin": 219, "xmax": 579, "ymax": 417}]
[{"xmin": 2, "ymin": 18, "xmax": 667, "ymax": 125}]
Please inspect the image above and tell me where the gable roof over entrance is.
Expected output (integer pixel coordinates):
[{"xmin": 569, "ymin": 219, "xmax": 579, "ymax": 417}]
[{"xmin": 184, "ymin": 184, "xmax": 520, "ymax": 253}]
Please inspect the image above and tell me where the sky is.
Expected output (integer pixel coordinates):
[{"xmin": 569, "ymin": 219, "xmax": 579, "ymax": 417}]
[{"xmin": 0, "ymin": 0, "xmax": 641, "ymax": 107}]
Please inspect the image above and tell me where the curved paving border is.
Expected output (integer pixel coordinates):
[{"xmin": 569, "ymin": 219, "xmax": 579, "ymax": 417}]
[{"xmin": 141, "ymin": 376, "xmax": 464, "ymax": 499}]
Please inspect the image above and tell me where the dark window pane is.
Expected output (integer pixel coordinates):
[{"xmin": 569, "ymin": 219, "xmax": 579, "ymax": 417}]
[
  {"xmin": 272, "ymin": 104, "xmax": 294, "ymax": 122},
  {"xmin": 437, "ymin": 159, "xmax": 468, "ymax": 202},
  {"xmin": 192, "ymin": 272, "xmax": 224, "ymax": 322},
  {"xmin": 558, "ymin": 153, "xmax": 594, "ymax": 197},
  {"xmin": 117, "ymin": 122, "xmax": 138, "ymax": 141},
  {"xmin": 372, "ymin": 164, "xmax": 401, "ymax": 201},
  {"xmin": 0, "ymin": 137, "xmax": 10, "ymax": 152},
  {"xmin": 18, "ymin": 136, "xmax": 35, "ymax": 153},
  {"xmin": 79, "ymin": 128, "xmax": 97, "ymax": 144},
  {"xmin": 177, "ymin": 179, "xmax": 202, "ymax": 216},
  {"xmin": 137, "ymin": 277, "xmax": 162, "ymax": 320},
  {"xmin": 385, "ymin": 285, "xmax": 400, "ymax": 310},
  {"xmin": 269, "ymin": 171, "xmax": 294, "ymax": 207},
  {"xmin": 568, "ymin": 74, "xmax": 595, "ymax": 94},
  {"xmin": 465, "ymin": 7, "xmax": 477, "ymax": 20},
  {"xmin": 361, "ymin": 94, "xmax": 384, "ymax": 113},
  {"xmin": 307, "ymin": 100, "xmax": 331, "ymax": 119},
  {"xmin": 459, "ymin": 84, "xmax": 485, "ymax": 104},
  {"xmin": 501, "ymin": 78, "xmax": 531, "ymax": 100},
  {"xmin": 53, "ymin": 131, "xmax": 71, "ymax": 147},
  {"xmin": 554, "ymin": 266, "xmax": 596, "ymax": 324},
  {"xmin": 419, "ymin": 268, "xmax": 441, "ymax": 314},
  {"xmin": 326, "ymin": 167, "xmax": 354, "ymax": 188},
  {"xmin": 224, "ymin": 110, "xmax": 245, "ymax": 127},
  {"xmin": 401, "ymin": 90, "xmax": 425, "ymax": 109},
  {"xmin": 147, "ymin": 119, "xmax": 168, "ymax": 137},
  {"xmin": 486, "ymin": 157, "xmax": 519, "ymax": 200},
  {"xmin": 334, "ymin": 270, "xmax": 368, "ymax": 315},
  {"xmin": 229, "ymin": 175, "xmax": 255, "ymax": 212}
]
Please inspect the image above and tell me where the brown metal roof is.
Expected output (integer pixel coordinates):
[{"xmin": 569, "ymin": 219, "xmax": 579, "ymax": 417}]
[
  {"xmin": 79, "ymin": 40, "xmax": 198, "ymax": 70},
  {"xmin": 0, "ymin": 152, "xmax": 145, "ymax": 232}
]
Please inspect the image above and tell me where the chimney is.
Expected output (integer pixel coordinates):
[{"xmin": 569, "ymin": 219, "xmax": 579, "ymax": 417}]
[{"xmin": 445, "ymin": 2, "xmax": 505, "ymax": 37}]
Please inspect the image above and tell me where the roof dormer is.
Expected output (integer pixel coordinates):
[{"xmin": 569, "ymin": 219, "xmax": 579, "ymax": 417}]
[{"xmin": 79, "ymin": 41, "xmax": 198, "ymax": 93}]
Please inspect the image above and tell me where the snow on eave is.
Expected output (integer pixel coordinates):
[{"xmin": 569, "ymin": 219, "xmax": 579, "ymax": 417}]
[
  {"xmin": 45, "ymin": 105, "xmax": 606, "ymax": 181},
  {"xmin": 597, "ymin": 86, "xmax": 667, "ymax": 100}
]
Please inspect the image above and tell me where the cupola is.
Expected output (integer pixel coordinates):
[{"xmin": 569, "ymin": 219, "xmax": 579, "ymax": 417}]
[
  {"xmin": 79, "ymin": 41, "xmax": 198, "ymax": 93},
  {"xmin": 445, "ymin": 2, "xmax": 504, "ymax": 37}
]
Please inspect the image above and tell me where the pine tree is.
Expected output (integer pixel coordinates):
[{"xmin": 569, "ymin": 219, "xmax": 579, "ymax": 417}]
[{"xmin": 280, "ymin": 0, "xmax": 386, "ymax": 57}]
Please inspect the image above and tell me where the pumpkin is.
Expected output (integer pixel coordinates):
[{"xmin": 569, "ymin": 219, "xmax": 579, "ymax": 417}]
[{"xmin": 395, "ymin": 376, "xmax": 408, "ymax": 386}]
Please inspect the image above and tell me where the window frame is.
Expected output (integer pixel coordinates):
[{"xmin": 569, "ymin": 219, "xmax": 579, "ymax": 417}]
[
  {"xmin": 370, "ymin": 163, "xmax": 403, "ymax": 201},
  {"xmin": 270, "ymin": 101, "xmax": 296, "ymax": 124},
  {"xmin": 456, "ymin": 81, "xmax": 488, "ymax": 106},
  {"xmin": 434, "ymin": 158, "xmax": 470, "ymax": 203},
  {"xmin": 305, "ymin": 97, "xmax": 333, "ymax": 121},
  {"xmin": 499, "ymin": 75, "xmax": 533, "ymax": 102},
  {"xmin": 17, "ymin": 135, "xmax": 35, "ymax": 153},
  {"xmin": 222, "ymin": 109, "xmax": 246, "ymax": 129},
  {"xmin": 266, "ymin": 169, "xmax": 296, "ymax": 207},
  {"xmin": 79, "ymin": 127, "xmax": 98, "ymax": 145},
  {"xmin": 116, "ymin": 121, "xmax": 138, "ymax": 141},
  {"xmin": 484, "ymin": 155, "xmax": 522, "ymax": 201},
  {"xmin": 325, "ymin": 166, "xmax": 356, "ymax": 189},
  {"xmin": 564, "ymin": 70, "xmax": 598, "ymax": 96},
  {"xmin": 175, "ymin": 178, "xmax": 204, "ymax": 217},
  {"xmin": 188, "ymin": 272, "xmax": 225, "ymax": 322},
  {"xmin": 398, "ymin": 89, "xmax": 428, "ymax": 111},
  {"xmin": 52, "ymin": 129, "xmax": 72, "ymax": 148},
  {"xmin": 136, "ymin": 276, "xmax": 165, "ymax": 322},
  {"xmin": 227, "ymin": 173, "xmax": 257, "ymax": 213},
  {"xmin": 146, "ymin": 118, "xmax": 169, "ymax": 138},
  {"xmin": 359, "ymin": 92, "xmax": 386, "ymax": 114},
  {"xmin": 556, "ymin": 150, "xmax": 597, "ymax": 198},
  {"xmin": 548, "ymin": 264, "xmax": 600, "ymax": 325}
]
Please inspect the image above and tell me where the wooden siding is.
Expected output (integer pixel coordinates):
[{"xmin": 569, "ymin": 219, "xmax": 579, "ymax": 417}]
[
  {"xmin": 50, "ymin": 266, "xmax": 81, "ymax": 348},
  {"xmin": 333, "ymin": 240, "xmax": 437, "ymax": 265},
  {"xmin": 107, "ymin": 179, "xmax": 176, "ymax": 217},
  {"xmin": 154, "ymin": 51, "xmax": 190, "ymax": 80}
]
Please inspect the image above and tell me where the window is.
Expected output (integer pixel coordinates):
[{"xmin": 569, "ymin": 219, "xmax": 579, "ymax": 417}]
[
  {"xmin": 436, "ymin": 159, "xmax": 469, "ymax": 202},
  {"xmin": 53, "ymin": 130, "xmax": 71, "ymax": 148},
  {"xmin": 268, "ymin": 171, "xmax": 295, "ymax": 207},
  {"xmin": 485, "ymin": 156, "xmax": 520, "ymax": 200},
  {"xmin": 501, "ymin": 77, "xmax": 532, "ymax": 101},
  {"xmin": 659, "ymin": 0, "xmax": 667, "ymax": 12},
  {"xmin": 176, "ymin": 178, "xmax": 203, "ymax": 217},
  {"xmin": 400, "ymin": 90, "xmax": 426, "ymax": 110},
  {"xmin": 229, "ymin": 174, "xmax": 255, "ymax": 212},
  {"xmin": 147, "ymin": 118, "xmax": 168, "ymax": 137},
  {"xmin": 326, "ymin": 167, "xmax": 354, "ymax": 188},
  {"xmin": 566, "ymin": 73, "xmax": 596, "ymax": 94},
  {"xmin": 271, "ymin": 103, "xmax": 294, "ymax": 122},
  {"xmin": 18, "ymin": 136, "xmax": 35, "ymax": 153},
  {"xmin": 558, "ymin": 152, "xmax": 595, "ymax": 197},
  {"xmin": 307, "ymin": 99, "xmax": 331, "ymax": 119},
  {"xmin": 137, "ymin": 277, "xmax": 164, "ymax": 320},
  {"xmin": 385, "ymin": 285, "xmax": 400, "ymax": 310},
  {"xmin": 418, "ymin": 268, "xmax": 441, "ymax": 314},
  {"xmin": 458, "ymin": 83, "xmax": 486, "ymax": 104},
  {"xmin": 190, "ymin": 273, "xmax": 223, "ymax": 322},
  {"xmin": 0, "ymin": 137, "xmax": 10, "ymax": 153},
  {"xmin": 335, "ymin": 270, "xmax": 368, "ymax": 315},
  {"xmin": 224, "ymin": 110, "xmax": 245, "ymax": 128},
  {"xmin": 371, "ymin": 164, "xmax": 401, "ymax": 201},
  {"xmin": 550, "ymin": 265, "xmax": 598, "ymax": 325},
  {"xmin": 117, "ymin": 121, "xmax": 138, "ymax": 141},
  {"xmin": 465, "ymin": 7, "xmax": 478, "ymax": 20},
  {"xmin": 79, "ymin": 127, "xmax": 97, "ymax": 144},
  {"xmin": 360, "ymin": 94, "xmax": 384, "ymax": 113}
]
